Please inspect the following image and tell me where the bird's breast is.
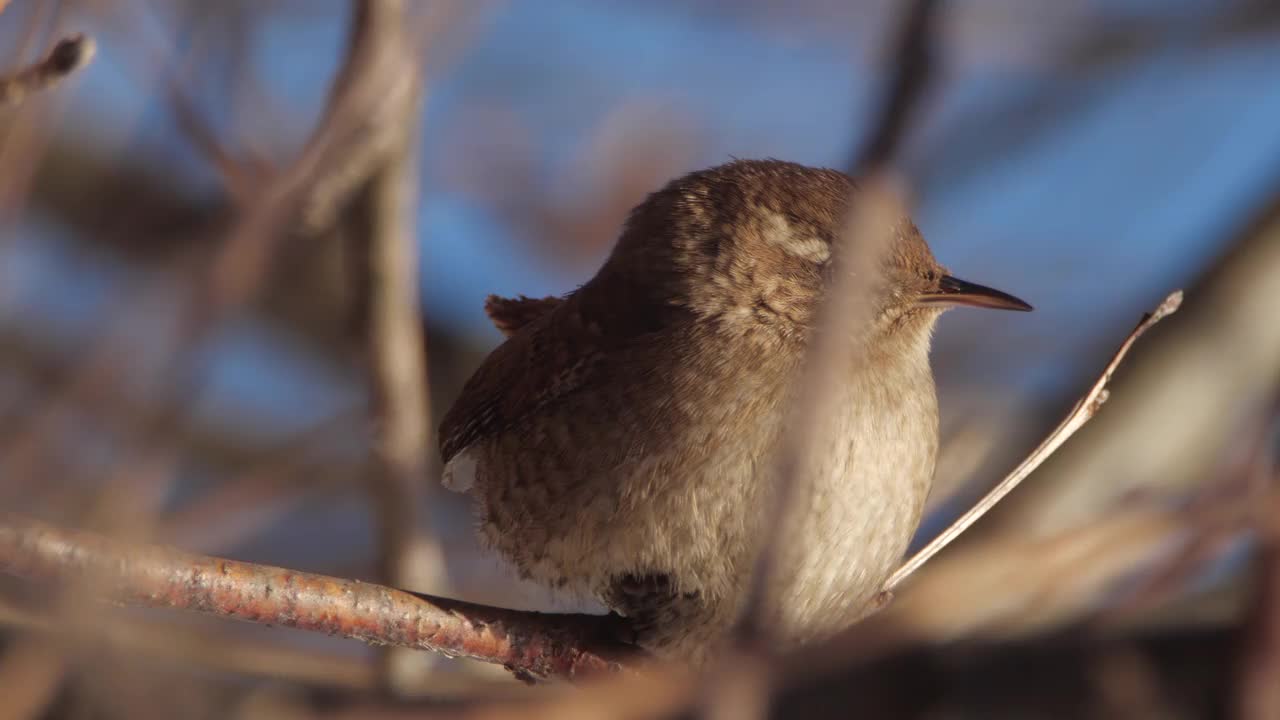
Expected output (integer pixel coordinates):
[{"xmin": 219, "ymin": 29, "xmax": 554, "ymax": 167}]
[{"xmin": 769, "ymin": 357, "xmax": 939, "ymax": 643}]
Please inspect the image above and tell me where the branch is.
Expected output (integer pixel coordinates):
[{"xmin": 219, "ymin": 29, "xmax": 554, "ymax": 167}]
[
  {"xmin": 989, "ymin": 189, "xmax": 1280, "ymax": 534},
  {"xmin": 0, "ymin": 513, "xmax": 639, "ymax": 682},
  {"xmin": 0, "ymin": 34, "xmax": 95, "ymax": 107},
  {"xmin": 342, "ymin": 0, "xmax": 441, "ymax": 692},
  {"xmin": 715, "ymin": 5, "xmax": 943, "ymax": 718},
  {"xmin": 883, "ymin": 289, "xmax": 1184, "ymax": 591},
  {"xmin": 737, "ymin": 0, "xmax": 943, "ymax": 642},
  {"xmin": 1233, "ymin": 410, "xmax": 1280, "ymax": 720}
]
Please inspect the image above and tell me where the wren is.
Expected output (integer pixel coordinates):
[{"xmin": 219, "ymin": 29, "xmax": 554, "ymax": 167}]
[{"xmin": 439, "ymin": 159, "xmax": 1030, "ymax": 662}]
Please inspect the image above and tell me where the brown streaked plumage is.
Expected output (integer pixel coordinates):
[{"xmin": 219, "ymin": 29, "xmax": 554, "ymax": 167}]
[{"xmin": 439, "ymin": 159, "xmax": 1030, "ymax": 662}]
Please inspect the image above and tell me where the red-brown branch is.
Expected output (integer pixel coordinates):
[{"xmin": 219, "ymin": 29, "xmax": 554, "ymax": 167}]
[{"xmin": 0, "ymin": 513, "xmax": 639, "ymax": 682}]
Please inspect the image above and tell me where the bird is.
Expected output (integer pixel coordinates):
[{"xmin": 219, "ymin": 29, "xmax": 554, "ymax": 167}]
[{"xmin": 438, "ymin": 159, "xmax": 1031, "ymax": 662}]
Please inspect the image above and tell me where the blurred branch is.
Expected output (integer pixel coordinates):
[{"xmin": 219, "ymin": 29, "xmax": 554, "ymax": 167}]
[
  {"xmin": 300, "ymin": 1, "xmax": 429, "ymax": 235},
  {"xmin": 0, "ymin": 513, "xmax": 637, "ymax": 682},
  {"xmin": 0, "ymin": 595, "xmax": 373, "ymax": 691},
  {"xmin": 0, "ymin": 330, "xmax": 366, "ymax": 497},
  {"xmin": 781, "ymin": 505, "xmax": 1218, "ymax": 686},
  {"xmin": 0, "ymin": 634, "xmax": 65, "ymax": 720},
  {"xmin": 718, "ymin": 5, "xmax": 942, "ymax": 719},
  {"xmin": 20, "ymin": 135, "xmax": 228, "ymax": 249},
  {"xmin": 1233, "ymin": 413, "xmax": 1279, "ymax": 720},
  {"xmin": 739, "ymin": 0, "xmax": 941, "ymax": 643},
  {"xmin": 769, "ymin": 628, "xmax": 1235, "ymax": 720},
  {"xmin": 874, "ymin": 505, "xmax": 1219, "ymax": 648},
  {"xmin": 108, "ymin": 0, "xmax": 449, "ymax": 358},
  {"xmin": 2, "ymin": 0, "xmax": 459, "ymax": 531},
  {"xmin": 1093, "ymin": 407, "xmax": 1276, "ymax": 631},
  {"xmin": 8, "ymin": 13, "xmax": 484, "ymax": 369},
  {"xmin": 307, "ymin": 620, "xmax": 1243, "ymax": 718},
  {"xmin": 0, "ymin": 34, "xmax": 94, "ymax": 107},
  {"xmin": 336, "ymin": 0, "xmax": 440, "ymax": 694},
  {"xmin": 0, "ymin": 596, "xmax": 525, "ymax": 697},
  {"xmin": 347, "ymin": 0, "xmax": 430, "ymax": 588},
  {"xmin": 292, "ymin": 2, "xmax": 481, "ymax": 238},
  {"xmin": 17, "ymin": 0, "xmax": 442, "ymax": 532}
]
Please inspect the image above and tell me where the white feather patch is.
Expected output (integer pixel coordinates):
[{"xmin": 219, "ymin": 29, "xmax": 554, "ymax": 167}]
[
  {"xmin": 442, "ymin": 451, "xmax": 477, "ymax": 493},
  {"xmin": 762, "ymin": 212, "xmax": 829, "ymax": 263}
]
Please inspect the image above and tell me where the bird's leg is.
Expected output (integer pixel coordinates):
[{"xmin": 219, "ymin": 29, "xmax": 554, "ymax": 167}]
[{"xmin": 606, "ymin": 572, "xmax": 706, "ymax": 650}]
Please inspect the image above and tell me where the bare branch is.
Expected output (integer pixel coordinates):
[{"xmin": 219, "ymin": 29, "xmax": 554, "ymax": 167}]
[
  {"xmin": 0, "ymin": 513, "xmax": 638, "ymax": 683},
  {"xmin": 990, "ymin": 191, "xmax": 1280, "ymax": 535},
  {"xmin": 0, "ymin": 34, "xmax": 95, "ymax": 107},
  {"xmin": 883, "ymin": 289, "xmax": 1184, "ymax": 592}
]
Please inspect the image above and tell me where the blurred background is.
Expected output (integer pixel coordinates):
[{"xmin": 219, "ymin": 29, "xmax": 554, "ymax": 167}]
[{"xmin": 1, "ymin": 0, "xmax": 1278, "ymax": 717}]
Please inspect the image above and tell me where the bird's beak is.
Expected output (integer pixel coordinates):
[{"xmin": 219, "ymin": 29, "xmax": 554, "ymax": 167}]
[{"xmin": 917, "ymin": 275, "xmax": 1033, "ymax": 312}]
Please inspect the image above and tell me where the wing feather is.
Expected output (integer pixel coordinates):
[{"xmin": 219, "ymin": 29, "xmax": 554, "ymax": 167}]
[
  {"xmin": 438, "ymin": 274, "xmax": 686, "ymax": 476},
  {"xmin": 484, "ymin": 294, "xmax": 562, "ymax": 338}
]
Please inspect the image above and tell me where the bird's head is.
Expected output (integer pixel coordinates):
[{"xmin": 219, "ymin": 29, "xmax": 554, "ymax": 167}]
[{"xmin": 604, "ymin": 159, "xmax": 1030, "ymax": 355}]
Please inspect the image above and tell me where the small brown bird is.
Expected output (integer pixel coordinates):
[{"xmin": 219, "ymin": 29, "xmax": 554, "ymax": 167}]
[{"xmin": 439, "ymin": 159, "xmax": 1030, "ymax": 661}]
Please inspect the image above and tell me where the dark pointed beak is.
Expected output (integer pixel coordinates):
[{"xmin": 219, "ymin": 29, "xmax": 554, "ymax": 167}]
[{"xmin": 917, "ymin": 275, "xmax": 1033, "ymax": 312}]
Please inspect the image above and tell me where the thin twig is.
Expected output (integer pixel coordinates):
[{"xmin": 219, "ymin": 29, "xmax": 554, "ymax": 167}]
[
  {"xmin": 119, "ymin": 1, "xmax": 263, "ymax": 194},
  {"xmin": 158, "ymin": 410, "xmax": 371, "ymax": 551},
  {"xmin": 883, "ymin": 289, "xmax": 1184, "ymax": 592},
  {"xmin": 0, "ymin": 513, "xmax": 639, "ymax": 682},
  {"xmin": 0, "ymin": 3, "xmax": 92, "ymax": 228},
  {"xmin": 0, "ymin": 34, "xmax": 94, "ymax": 107}
]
